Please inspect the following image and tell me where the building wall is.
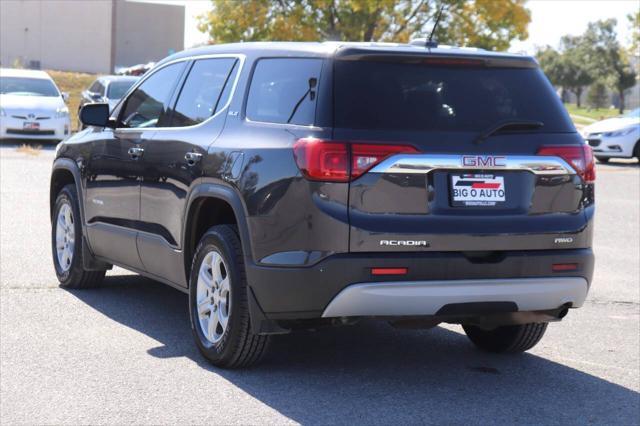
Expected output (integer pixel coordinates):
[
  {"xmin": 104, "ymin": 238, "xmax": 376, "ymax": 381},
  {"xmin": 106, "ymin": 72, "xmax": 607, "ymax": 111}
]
[
  {"xmin": 114, "ymin": 1, "xmax": 184, "ymax": 69},
  {"xmin": 0, "ymin": 0, "xmax": 113, "ymax": 73}
]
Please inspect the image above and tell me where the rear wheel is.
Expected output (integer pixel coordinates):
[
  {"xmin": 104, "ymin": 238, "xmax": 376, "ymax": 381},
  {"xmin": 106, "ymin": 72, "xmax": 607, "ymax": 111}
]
[
  {"xmin": 189, "ymin": 225, "xmax": 269, "ymax": 368},
  {"xmin": 633, "ymin": 141, "xmax": 640, "ymax": 161},
  {"xmin": 462, "ymin": 323, "xmax": 548, "ymax": 353},
  {"xmin": 52, "ymin": 184, "xmax": 105, "ymax": 288},
  {"xmin": 595, "ymin": 156, "xmax": 609, "ymax": 163}
]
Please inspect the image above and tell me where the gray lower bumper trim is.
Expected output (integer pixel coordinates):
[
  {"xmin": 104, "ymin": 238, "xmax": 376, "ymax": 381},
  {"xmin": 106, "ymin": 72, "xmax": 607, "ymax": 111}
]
[{"xmin": 321, "ymin": 277, "xmax": 588, "ymax": 318}]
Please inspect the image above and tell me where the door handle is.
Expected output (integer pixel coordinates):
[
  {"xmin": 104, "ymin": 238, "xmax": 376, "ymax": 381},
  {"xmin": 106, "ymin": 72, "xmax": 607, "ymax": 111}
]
[
  {"xmin": 128, "ymin": 147, "xmax": 144, "ymax": 159},
  {"xmin": 185, "ymin": 151, "xmax": 203, "ymax": 166}
]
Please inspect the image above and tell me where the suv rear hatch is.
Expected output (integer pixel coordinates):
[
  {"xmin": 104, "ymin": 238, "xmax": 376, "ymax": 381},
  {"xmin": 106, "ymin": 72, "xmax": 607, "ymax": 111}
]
[{"xmin": 329, "ymin": 49, "xmax": 594, "ymax": 253}]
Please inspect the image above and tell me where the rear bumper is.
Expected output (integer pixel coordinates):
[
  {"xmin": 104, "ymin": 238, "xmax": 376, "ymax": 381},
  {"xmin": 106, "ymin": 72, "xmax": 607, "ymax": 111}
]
[
  {"xmin": 246, "ymin": 248, "xmax": 594, "ymax": 319},
  {"xmin": 321, "ymin": 277, "xmax": 587, "ymax": 318}
]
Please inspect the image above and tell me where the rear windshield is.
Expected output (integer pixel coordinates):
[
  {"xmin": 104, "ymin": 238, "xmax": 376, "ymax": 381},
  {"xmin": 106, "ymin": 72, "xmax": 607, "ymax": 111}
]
[
  {"xmin": 107, "ymin": 80, "xmax": 136, "ymax": 99},
  {"xmin": 334, "ymin": 60, "xmax": 574, "ymax": 133},
  {"xmin": 0, "ymin": 77, "xmax": 59, "ymax": 97}
]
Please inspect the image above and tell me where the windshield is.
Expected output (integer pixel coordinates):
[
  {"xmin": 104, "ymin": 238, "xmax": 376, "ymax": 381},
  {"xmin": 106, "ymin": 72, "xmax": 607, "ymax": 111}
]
[
  {"xmin": 334, "ymin": 60, "xmax": 575, "ymax": 133},
  {"xmin": 622, "ymin": 108, "xmax": 640, "ymax": 119},
  {"xmin": 107, "ymin": 80, "xmax": 136, "ymax": 99},
  {"xmin": 0, "ymin": 77, "xmax": 59, "ymax": 97}
]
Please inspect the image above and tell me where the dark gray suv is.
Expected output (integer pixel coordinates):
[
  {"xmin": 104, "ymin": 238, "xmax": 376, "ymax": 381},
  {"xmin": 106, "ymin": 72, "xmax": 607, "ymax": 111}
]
[{"xmin": 50, "ymin": 42, "xmax": 595, "ymax": 368}]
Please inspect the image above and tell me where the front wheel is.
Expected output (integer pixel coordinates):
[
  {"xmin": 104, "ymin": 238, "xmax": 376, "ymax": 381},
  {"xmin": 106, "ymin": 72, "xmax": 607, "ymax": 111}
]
[
  {"xmin": 189, "ymin": 225, "xmax": 269, "ymax": 368},
  {"xmin": 462, "ymin": 323, "xmax": 548, "ymax": 353},
  {"xmin": 52, "ymin": 184, "xmax": 105, "ymax": 288}
]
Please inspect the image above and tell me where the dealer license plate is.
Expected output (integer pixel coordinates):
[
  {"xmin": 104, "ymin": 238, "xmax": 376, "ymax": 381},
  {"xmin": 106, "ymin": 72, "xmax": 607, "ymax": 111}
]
[
  {"xmin": 451, "ymin": 174, "xmax": 506, "ymax": 207},
  {"xmin": 23, "ymin": 122, "xmax": 40, "ymax": 130}
]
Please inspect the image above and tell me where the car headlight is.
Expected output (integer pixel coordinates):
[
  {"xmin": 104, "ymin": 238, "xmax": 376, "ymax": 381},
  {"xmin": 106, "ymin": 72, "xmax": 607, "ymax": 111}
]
[
  {"xmin": 55, "ymin": 106, "xmax": 69, "ymax": 118},
  {"xmin": 603, "ymin": 126, "xmax": 636, "ymax": 137}
]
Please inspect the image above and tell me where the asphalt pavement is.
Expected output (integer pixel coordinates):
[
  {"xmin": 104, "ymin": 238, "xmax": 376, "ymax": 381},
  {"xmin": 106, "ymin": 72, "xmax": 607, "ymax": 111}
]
[{"xmin": 1, "ymin": 144, "xmax": 638, "ymax": 425}]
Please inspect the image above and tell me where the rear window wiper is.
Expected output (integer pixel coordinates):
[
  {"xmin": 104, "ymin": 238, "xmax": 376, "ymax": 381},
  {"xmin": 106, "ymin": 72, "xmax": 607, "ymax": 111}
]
[{"xmin": 475, "ymin": 119, "xmax": 544, "ymax": 144}]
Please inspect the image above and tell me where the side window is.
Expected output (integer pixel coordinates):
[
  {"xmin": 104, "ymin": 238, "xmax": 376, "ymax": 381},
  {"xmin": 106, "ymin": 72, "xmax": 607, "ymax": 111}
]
[
  {"xmin": 246, "ymin": 58, "xmax": 322, "ymax": 125},
  {"xmin": 119, "ymin": 62, "xmax": 184, "ymax": 128},
  {"xmin": 89, "ymin": 81, "xmax": 103, "ymax": 95},
  {"xmin": 170, "ymin": 58, "xmax": 237, "ymax": 127}
]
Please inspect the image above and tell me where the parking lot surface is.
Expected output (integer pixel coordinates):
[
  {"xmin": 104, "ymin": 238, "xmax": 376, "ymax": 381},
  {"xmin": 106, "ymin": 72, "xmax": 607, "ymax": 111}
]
[{"xmin": 1, "ymin": 144, "xmax": 638, "ymax": 425}]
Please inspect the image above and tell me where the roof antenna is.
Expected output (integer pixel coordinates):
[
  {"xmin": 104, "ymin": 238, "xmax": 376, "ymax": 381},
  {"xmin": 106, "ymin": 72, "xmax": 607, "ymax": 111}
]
[{"xmin": 426, "ymin": 5, "xmax": 446, "ymax": 48}]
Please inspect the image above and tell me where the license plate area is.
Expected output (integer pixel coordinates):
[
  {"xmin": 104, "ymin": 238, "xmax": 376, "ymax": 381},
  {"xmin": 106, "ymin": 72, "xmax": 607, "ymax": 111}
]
[
  {"xmin": 23, "ymin": 122, "xmax": 40, "ymax": 130},
  {"xmin": 450, "ymin": 173, "xmax": 506, "ymax": 207}
]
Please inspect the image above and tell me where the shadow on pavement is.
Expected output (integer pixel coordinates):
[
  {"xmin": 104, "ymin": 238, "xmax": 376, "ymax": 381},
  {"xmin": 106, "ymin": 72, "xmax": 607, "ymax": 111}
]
[{"xmin": 66, "ymin": 274, "xmax": 639, "ymax": 425}]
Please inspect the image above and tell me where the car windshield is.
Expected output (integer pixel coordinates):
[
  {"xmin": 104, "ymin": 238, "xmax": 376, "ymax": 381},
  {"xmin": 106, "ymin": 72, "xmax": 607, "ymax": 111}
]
[
  {"xmin": 0, "ymin": 77, "xmax": 59, "ymax": 97},
  {"xmin": 107, "ymin": 80, "xmax": 136, "ymax": 99},
  {"xmin": 334, "ymin": 60, "xmax": 575, "ymax": 133},
  {"xmin": 622, "ymin": 108, "xmax": 640, "ymax": 119}
]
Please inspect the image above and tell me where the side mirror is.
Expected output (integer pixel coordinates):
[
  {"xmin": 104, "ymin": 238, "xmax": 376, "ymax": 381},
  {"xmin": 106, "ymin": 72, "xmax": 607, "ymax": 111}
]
[
  {"xmin": 80, "ymin": 103, "xmax": 111, "ymax": 128},
  {"xmin": 61, "ymin": 92, "xmax": 69, "ymax": 102}
]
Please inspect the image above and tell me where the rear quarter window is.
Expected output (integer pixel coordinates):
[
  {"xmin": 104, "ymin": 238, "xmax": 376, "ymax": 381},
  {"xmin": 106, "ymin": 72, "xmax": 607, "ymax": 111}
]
[
  {"xmin": 246, "ymin": 58, "xmax": 323, "ymax": 126},
  {"xmin": 334, "ymin": 60, "xmax": 575, "ymax": 133}
]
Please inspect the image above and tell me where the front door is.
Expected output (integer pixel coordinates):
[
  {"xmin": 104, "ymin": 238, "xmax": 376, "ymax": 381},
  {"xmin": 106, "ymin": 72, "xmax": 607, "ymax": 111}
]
[{"xmin": 84, "ymin": 60, "xmax": 187, "ymax": 270}]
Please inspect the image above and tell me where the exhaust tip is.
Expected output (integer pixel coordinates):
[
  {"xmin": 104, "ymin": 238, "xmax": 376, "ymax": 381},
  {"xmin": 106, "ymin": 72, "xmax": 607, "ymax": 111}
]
[{"xmin": 557, "ymin": 306, "xmax": 570, "ymax": 319}]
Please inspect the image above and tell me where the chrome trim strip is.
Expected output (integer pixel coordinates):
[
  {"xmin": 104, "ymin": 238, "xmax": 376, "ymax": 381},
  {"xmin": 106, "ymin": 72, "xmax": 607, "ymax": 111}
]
[
  {"xmin": 369, "ymin": 154, "xmax": 575, "ymax": 175},
  {"xmin": 321, "ymin": 277, "xmax": 588, "ymax": 318}
]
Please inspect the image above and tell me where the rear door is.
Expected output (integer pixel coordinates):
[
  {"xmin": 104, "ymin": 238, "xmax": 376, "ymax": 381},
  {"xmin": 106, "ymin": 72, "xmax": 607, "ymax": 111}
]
[
  {"xmin": 137, "ymin": 56, "xmax": 239, "ymax": 285},
  {"xmin": 332, "ymin": 53, "xmax": 594, "ymax": 253}
]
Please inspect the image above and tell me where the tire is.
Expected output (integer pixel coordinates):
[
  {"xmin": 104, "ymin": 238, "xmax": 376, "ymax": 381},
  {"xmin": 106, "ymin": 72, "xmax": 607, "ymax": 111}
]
[
  {"xmin": 595, "ymin": 156, "xmax": 609, "ymax": 163},
  {"xmin": 189, "ymin": 225, "xmax": 269, "ymax": 368},
  {"xmin": 52, "ymin": 184, "xmax": 105, "ymax": 288},
  {"xmin": 633, "ymin": 141, "xmax": 640, "ymax": 161},
  {"xmin": 462, "ymin": 322, "xmax": 548, "ymax": 354}
]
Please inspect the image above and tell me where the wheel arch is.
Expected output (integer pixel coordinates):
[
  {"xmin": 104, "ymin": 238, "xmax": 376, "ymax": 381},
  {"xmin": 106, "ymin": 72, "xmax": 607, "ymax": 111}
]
[
  {"xmin": 182, "ymin": 183, "xmax": 253, "ymax": 286},
  {"xmin": 50, "ymin": 159, "xmax": 84, "ymax": 225}
]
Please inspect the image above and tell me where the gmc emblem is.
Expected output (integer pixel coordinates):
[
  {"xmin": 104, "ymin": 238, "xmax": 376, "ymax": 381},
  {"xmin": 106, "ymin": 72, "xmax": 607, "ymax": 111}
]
[{"xmin": 462, "ymin": 155, "xmax": 506, "ymax": 167}]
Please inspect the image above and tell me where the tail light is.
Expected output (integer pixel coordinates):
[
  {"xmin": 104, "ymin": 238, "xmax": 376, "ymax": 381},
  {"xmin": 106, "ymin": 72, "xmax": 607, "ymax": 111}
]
[
  {"xmin": 537, "ymin": 144, "xmax": 595, "ymax": 183},
  {"xmin": 293, "ymin": 138, "xmax": 418, "ymax": 182}
]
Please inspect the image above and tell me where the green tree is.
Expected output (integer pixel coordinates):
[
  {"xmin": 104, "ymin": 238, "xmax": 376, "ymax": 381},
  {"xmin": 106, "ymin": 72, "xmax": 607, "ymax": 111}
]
[
  {"xmin": 629, "ymin": 11, "xmax": 640, "ymax": 55},
  {"xmin": 586, "ymin": 80, "xmax": 608, "ymax": 109},
  {"xmin": 583, "ymin": 19, "xmax": 636, "ymax": 113},
  {"xmin": 198, "ymin": 0, "xmax": 531, "ymax": 51},
  {"xmin": 537, "ymin": 36, "xmax": 594, "ymax": 107}
]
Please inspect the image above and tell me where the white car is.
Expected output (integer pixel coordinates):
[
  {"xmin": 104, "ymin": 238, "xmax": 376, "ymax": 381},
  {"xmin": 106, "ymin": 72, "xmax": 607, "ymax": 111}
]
[
  {"xmin": 0, "ymin": 68, "xmax": 71, "ymax": 142},
  {"xmin": 582, "ymin": 108, "xmax": 640, "ymax": 163}
]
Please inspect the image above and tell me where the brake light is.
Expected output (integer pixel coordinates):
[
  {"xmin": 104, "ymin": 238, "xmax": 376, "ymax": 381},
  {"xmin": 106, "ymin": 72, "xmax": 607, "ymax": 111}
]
[
  {"xmin": 537, "ymin": 144, "xmax": 595, "ymax": 183},
  {"xmin": 293, "ymin": 138, "xmax": 418, "ymax": 182}
]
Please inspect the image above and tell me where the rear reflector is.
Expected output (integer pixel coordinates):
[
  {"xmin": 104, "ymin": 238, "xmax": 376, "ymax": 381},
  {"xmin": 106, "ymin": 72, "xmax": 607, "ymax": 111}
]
[
  {"xmin": 552, "ymin": 263, "xmax": 579, "ymax": 272},
  {"xmin": 537, "ymin": 144, "xmax": 595, "ymax": 183},
  {"xmin": 293, "ymin": 138, "xmax": 418, "ymax": 182},
  {"xmin": 371, "ymin": 267, "xmax": 408, "ymax": 276}
]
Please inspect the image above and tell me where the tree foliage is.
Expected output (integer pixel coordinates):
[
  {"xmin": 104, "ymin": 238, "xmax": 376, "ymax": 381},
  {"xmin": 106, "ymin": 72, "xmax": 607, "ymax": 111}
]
[
  {"xmin": 537, "ymin": 18, "xmax": 637, "ymax": 112},
  {"xmin": 197, "ymin": 0, "xmax": 531, "ymax": 51}
]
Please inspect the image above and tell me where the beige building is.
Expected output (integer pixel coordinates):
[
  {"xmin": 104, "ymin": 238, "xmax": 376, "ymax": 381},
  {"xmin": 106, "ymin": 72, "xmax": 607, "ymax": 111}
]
[{"xmin": 0, "ymin": 0, "xmax": 185, "ymax": 74}]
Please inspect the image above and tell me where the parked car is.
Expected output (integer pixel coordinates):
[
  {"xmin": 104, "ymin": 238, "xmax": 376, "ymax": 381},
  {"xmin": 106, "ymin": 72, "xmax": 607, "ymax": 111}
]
[
  {"xmin": 0, "ymin": 68, "xmax": 70, "ymax": 142},
  {"xmin": 51, "ymin": 42, "xmax": 595, "ymax": 368},
  {"xmin": 78, "ymin": 75, "xmax": 138, "ymax": 129},
  {"xmin": 582, "ymin": 108, "xmax": 640, "ymax": 162}
]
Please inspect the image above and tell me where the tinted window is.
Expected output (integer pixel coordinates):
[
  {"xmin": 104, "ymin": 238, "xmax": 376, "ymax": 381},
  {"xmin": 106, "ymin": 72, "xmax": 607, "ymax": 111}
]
[
  {"xmin": 107, "ymin": 80, "xmax": 136, "ymax": 99},
  {"xmin": 0, "ymin": 77, "xmax": 59, "ymax": 97},
  {"xmin": 170, "ymin": 58, "xmax": 237, "ymax": 127},
  {"xmin": 246, "ymin": 58, "xmax": 322, "ymax": 125},
  {"xmin": 334, "ymin": 61, "xmax": 574, "ymax": 133},
  {"xmin": 88, "ymin": 81, "xmax": 103, "ymax": 95},
  {"xmin": 120, "ymin": 63, "xmax": 184, "ymax": 128}
]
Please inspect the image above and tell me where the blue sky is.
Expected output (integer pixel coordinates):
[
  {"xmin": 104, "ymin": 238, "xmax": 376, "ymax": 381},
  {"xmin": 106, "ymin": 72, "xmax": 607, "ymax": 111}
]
[{"xmin": 148, "ymin": 0, "xmax": 639, "ymax": 52}]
